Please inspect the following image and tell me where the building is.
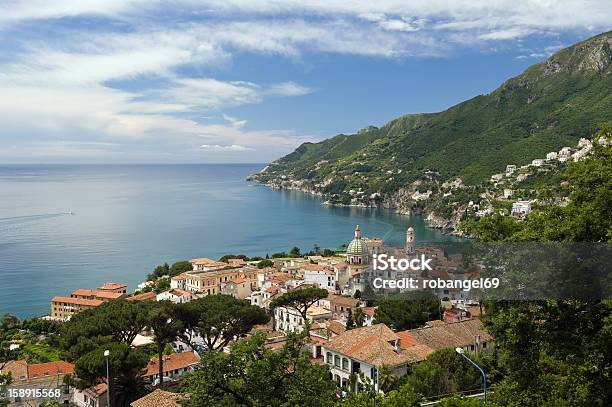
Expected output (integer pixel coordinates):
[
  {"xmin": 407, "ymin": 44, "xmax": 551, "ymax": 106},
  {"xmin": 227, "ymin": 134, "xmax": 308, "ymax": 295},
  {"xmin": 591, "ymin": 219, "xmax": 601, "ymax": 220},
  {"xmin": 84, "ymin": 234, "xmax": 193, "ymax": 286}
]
[
  {"xmin": 511, "ymin": 200, "xmax": 532, "ymax": 216},
  {"xmin": 273, "ymin": 306, "xmax": 332, "ymax": 333},
  {"xmin": 51, "ymin": 296, "xmax": 103, "ymax": 320},
  {"xmin": 400, "ymin": 319, "xmax": 493, "ymax": 357},
  {"xmin": 546, "ymin": 152, "xmax": 558, "ymax": 160},
  {"xmin": 531, "ymin": 159, "xmax": 544, "ymax": 167},
  {"xmin": 322, "ymin": 324, "xmax": 417, "ymax": 392},
  {"xmin": 405, "ymin": 226, "xmax": 416, "ymax": 255},
  {"xmin": 97, "ymin": 282, "xmax": 128, "ymax": 294},
  {"xmin": 131, "ymin": 389, "xmax": 183, "ymax": 407},
  {"xmin": 184, "ymin": 267, "xmax": 258, "ymax": 295},
  {"xmin": 127, "ymin": 291, "xmax": 157, "ymax": 302},
  {"xmin": 74, "ymin": 383, "xmax": 108, "ymax": 407},
  {"xmin": 347, "ymin": 225, "xmax": 369, "ymax": 265},
  {"xmin": 503, "ymin": 189, "xmax": 513, "ymax": 199},
  {"xmin": 490, "ymin": 173, "xmax": 504, "ymax": 183},
  {"xmin": 221, "ymin": 276, "xmax": 256, "ymax": 299},
  {"xmin": 170, "ymin": 273, "xmax": 187, "ymax": 290},
  {"xmin": 188, "ymin": 258, "xmax": 227, "ymax": 271},
  {"xmin": 1, "ymin": 361, "xmax": 74, "ymax": 404},
  {"xmin": 156, "ymin": 289, "xmax": 193, "ymax": 304},
  {"xmin": 303, "ymin": 265, "xmax": 336, "ymax": 292},
  {"xmin": 505, "ymin": 164, "xmax": 517, "ymax": 175},
  {"xmin": 143, "ymin": 351, "xmax": 200, "ymax": 385},
  {"xmin": 71, "ymin": 289, "xmax": 125, "ymax": 302}
]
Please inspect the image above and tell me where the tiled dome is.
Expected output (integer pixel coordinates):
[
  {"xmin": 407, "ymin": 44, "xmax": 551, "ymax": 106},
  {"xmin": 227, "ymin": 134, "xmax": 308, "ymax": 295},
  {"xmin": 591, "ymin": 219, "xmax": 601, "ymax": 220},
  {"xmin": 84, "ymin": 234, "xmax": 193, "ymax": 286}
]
[{"xmin": 347, "ymin": 238, "xmax": 367, "ymax": 254}]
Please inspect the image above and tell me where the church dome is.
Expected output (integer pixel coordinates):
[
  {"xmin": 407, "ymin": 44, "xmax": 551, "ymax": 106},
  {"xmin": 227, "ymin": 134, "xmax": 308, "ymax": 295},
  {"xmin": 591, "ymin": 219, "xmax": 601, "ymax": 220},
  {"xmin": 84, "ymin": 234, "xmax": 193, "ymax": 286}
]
[
  {"xmin": 347, "ymin": 238, "xmax": 368, "ymax": 254},
  {"xmin": 347, "ymin": 225, "xmax": 368, "ymax": 254}
]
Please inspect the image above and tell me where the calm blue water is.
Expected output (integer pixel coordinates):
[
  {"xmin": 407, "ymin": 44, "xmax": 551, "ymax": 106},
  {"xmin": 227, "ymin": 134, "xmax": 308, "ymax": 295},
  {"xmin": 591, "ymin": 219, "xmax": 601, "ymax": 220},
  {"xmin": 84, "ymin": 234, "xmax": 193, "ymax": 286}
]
[{"xmin": 0, "ymin": 164, "xmax": 462, "ymax": 318}]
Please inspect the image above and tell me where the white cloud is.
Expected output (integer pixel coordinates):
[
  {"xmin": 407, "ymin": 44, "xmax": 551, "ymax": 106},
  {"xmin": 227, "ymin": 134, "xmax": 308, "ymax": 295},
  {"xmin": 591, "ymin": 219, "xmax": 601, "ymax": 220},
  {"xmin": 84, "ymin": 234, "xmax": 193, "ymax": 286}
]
[
  {"xmin": 200, "ymin": 144, "xmax": 254, "ymax": 151},
  {"xmin": 0, "ymin": 0, "xmax": 610, "ymax": 162}
]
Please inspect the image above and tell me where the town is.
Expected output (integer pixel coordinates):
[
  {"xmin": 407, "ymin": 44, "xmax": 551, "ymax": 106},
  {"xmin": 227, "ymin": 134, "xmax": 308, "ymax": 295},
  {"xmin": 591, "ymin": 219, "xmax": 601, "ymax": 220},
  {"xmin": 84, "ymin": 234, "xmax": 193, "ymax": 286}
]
[{"xmin": 2, "ymin": 225, "xmax": 492, "ymax": 406}]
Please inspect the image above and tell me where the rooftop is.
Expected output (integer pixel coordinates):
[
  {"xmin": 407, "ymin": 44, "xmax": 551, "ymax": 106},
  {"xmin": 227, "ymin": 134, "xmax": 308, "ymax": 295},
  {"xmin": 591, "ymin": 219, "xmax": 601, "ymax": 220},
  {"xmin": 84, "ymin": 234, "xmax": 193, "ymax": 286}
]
[
  {"xmin": 127, "ymin": 291, "xmax": 157, "ymax": 302},
  {"xmin": 28, "ymin": 361, "xmax": 74, "ymax": 380},
  {"xmin": 51, "ymin": 296, "xmax": 103, "ymax": 307},
  {"xmin": 71, "ymin": 289, "xmax": 124, "ymax": 299},
  {"xmin": 131, "ymin": 389, "xmax": 183, "ymax": 407},
  {"xmin": 143, "ymin": 351, "xmax": 200, "ymax": 377},
  {"xmin": 98, "ymin": 282, "xmax": 127, "ymax": 291}
]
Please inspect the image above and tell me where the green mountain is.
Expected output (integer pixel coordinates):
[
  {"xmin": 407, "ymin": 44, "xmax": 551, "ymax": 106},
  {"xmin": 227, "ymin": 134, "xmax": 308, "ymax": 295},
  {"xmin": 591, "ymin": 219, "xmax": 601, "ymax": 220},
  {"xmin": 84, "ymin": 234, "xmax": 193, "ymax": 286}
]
[{"xmin": 251, "ymin": 31, "xmax": 612, "ymax": 202}]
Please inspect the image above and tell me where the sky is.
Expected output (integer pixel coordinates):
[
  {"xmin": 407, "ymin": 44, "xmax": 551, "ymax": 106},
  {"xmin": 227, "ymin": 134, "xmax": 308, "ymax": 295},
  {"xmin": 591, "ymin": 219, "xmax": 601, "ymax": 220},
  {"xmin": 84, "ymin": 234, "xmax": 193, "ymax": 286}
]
[{"xmin": 0, "ymin": 1, "xmax": 610, "ymax": 164}]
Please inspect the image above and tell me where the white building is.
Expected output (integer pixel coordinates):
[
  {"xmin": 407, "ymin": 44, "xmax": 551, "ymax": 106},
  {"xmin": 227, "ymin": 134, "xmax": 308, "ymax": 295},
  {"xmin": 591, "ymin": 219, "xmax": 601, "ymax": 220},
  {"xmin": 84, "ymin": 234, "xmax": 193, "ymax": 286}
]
[
  {"xmin": 503, "ymin": 189, "xmax": 513, "ymax": 199},
  {"xmin": 531, "ymin": 159, "xmax": 545, "ymax": 167},
  {"xmin": 511, "ymin": 200, "xmax": 531, "ymax": 216},
  {"xmin": 505, "ymin": 164, "xmax": 517, "ymax": 175},
  {"xmin": 490, "ymin": 173, "xmax": 504, "ymax": 183},
  {"xmin": 546, "ymin": 152, "xmax": 558, "ymax": 160},
  {"xmin": 304, "ymin": 266, "xmax": 336, "ymax": 292},
  {"xmin": 74, "ymin": 384, "xmax": 108, "ymax": 407},
  {"xmin": 322, "ymin": 324, "xmax": 413, "ymax": 392},
  {"xmin": 273, "ymin": 305, "xmax": 332, "ymax": 333},
  {"xmin": 156, "ymin": 289, "xmax": 193, "ymax": 304}
]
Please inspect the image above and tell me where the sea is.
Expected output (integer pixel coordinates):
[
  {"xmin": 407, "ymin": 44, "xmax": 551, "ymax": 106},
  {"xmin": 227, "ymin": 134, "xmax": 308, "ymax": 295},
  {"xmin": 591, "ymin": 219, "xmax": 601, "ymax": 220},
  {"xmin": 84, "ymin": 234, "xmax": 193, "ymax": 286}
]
[{"xmin": 0, "ymin": 164, "xmax": 463, "ymax": 318}]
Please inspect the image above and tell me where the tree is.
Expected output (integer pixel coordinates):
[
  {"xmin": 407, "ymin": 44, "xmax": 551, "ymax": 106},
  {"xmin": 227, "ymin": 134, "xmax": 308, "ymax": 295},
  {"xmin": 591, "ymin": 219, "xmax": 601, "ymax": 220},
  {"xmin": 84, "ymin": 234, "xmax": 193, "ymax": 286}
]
[
  {"xmin": 146, "ymin": 302, "xmax": 183, "ymax": 385},
  {"xmin": 313, "ymin": 244, "xmax": 321, "ymax": 254},
  {"xmin": 402, "ymin": 349, "xmax": 483, "ymax": 398},
  {"xmin": 219, "ymin": 254, "xmax": 249, "ymax": 263},
  {"xmin": 181, "ymin": 332, "xmax": 336, "ymax": 407},
  {"xmin": 289, "ymin": 246, "xmax": 302, "ymax": 257},
  {"xmin": 353, "ymin": 289, "xmax": 362, "ymax": 299},
  {"xmin": 179, "ymin": 295, "xmax": 269, "ymax": 351},
  {"xmin": 257, "ymin": 259, "xmax": 274, "ymax": 269},
  {"xmin": 72, "ymin": 343, "xmax": 148, "ymax": 406},
  {"xmin": 170, "ymin": 260, "xmax": 193, "ymax": 276},
  {"xmin": 377, "ymin": 364, "xmax": 398, "ymax": 393},
  {"xmin": 373, "ymin": 291, "xmax": 440, "ymax": 331},
  {"xmin": 346, "ymin": 308, "xmax": 355, "ymax": 330},
  {"xmin": 270, "ymin": 288, "xmax": 329, "ymax": 321},
  {"xmin": 60, "ymin": 300, "xmax": 149, "ymax": 360},
  {"xmin": 147, "ymin": 262, "xmax": 170, "ymax": 281},
  {"xmin": 353, "ymin": 308, "xmax": 365, "ymax": 328}
]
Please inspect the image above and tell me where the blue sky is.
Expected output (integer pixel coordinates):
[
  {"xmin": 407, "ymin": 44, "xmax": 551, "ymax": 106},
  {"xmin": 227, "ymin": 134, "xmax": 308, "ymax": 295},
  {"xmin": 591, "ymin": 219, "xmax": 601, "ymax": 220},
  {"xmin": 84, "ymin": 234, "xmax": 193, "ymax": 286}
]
[{"xmin": 0, "ymin": 1, "xmax": 610, "ymax": 163}]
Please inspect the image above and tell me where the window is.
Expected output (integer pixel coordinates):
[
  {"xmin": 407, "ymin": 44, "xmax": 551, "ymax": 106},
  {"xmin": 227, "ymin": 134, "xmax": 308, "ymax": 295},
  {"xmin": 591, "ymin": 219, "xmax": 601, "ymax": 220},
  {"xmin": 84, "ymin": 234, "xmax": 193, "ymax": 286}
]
[
  {"xmin": 334, "ymin": 355, "xmax": 341, "ymax": 367},
  {"xmin": 342, "ymin": 358, "xmax": 349, "ymax": 370},
  {"xmin": 482, "ymin": 342, "xmax": 487, "ymax": 349},
  {"xmin": 326, "ymin": 352, "xmax": 332, "ymax": 364}
]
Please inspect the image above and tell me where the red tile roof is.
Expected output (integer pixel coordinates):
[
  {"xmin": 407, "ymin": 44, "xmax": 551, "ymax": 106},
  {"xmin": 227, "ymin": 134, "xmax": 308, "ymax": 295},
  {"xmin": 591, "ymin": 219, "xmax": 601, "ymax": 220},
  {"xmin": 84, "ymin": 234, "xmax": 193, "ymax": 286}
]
[
  {"xmin": 127, "ymin": 292, "xmax": 157, "ymax": 302},
  {"xmin": 28, "ymin": 361, "xmax": 74, "ymax": 379},
  {"xmin": 51, "ymin": 296, "xmax": 103, "ymax": 307},
  {"xmin": 143, "ymin": 352, "xmax": 200, "ymax": 377}
]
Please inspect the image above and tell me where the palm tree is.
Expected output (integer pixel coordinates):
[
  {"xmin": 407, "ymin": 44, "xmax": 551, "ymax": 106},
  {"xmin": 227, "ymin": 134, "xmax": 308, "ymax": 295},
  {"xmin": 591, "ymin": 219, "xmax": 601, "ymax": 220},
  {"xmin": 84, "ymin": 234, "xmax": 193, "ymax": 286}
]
[{"xmin": 377, "ymin": 364, "xmax": 397, "ymax": 393}]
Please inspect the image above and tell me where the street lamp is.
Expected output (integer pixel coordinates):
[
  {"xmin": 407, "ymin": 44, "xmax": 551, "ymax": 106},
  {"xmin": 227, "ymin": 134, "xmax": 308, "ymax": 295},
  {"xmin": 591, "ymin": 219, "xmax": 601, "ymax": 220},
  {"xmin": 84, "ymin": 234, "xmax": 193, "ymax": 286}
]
[
  {"xmin": 104, "ymin": 350, "xmax": 111, "ymax": 407},
  {"xmin": 456, "ymin": 347, "xmax": 486, "ymax": 403}
]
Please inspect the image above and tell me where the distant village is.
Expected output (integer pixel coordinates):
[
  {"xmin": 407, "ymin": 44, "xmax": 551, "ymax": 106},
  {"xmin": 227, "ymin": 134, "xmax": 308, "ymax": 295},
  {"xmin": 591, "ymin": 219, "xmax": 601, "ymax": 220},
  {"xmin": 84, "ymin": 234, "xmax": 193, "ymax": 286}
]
[{"xmin": 3, "ymin": 225, "xmax": 491, "ymax": 406}]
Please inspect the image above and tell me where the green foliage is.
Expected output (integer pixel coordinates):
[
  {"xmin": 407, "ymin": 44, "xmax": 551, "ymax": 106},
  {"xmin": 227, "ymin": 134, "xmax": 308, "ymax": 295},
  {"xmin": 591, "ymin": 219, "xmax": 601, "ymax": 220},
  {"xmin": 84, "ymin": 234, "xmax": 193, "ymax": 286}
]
[
  {"xmin": 256, "ymin": 32, "xmax": 612, "ymax": 194},
  {"xmin": 73, "ymin": 342, "xmax": 149, "ymax": 406},
  {"xmin": 402, "ymin": 349, "xmax": 483, "ymax": 398},
  {"xmin": 270, "ymin": 287, "xmax": 329, "ymax": 320},
  {"xmin": 353, "ymin": 308, "xmax": 365, "ymax": 328},
  {"xmin": 373, "ymin": 291, "xmax": 441, "ymax": 331},
  {"xmin": 170, "ymin": 260, "xmax": 193, "ymax": 276},
  {"xmin": 180, "ymin": 332, "xmax": 336, "ymax": 407},
  {"xmin": 257, "ymin": 259, "xmax": 274, "ymax": 269},
  {"xmin": 462, "ymin": 137, "xmax": 612, "ymax": 243},
  {"xmin": 147, "ymin": 262, "xmax": 170, "ymax": 281},
  {"xmin": 153, "ymin": 278, "xmax": 170, "ymax": 293},
  {"xmin": 60, "ymin": 300, "xmax": 149, "ymax": 360},
  {"xmin": 179, "ymin": 295, "xmax": 269, "ymax": 351},
  {"xmin": 345, "ymin": 308, "xmax": 355, "ymax": 330},
  {"xmin": 219, "ymin": 254, "xmax": 249, "ymax": 263}
]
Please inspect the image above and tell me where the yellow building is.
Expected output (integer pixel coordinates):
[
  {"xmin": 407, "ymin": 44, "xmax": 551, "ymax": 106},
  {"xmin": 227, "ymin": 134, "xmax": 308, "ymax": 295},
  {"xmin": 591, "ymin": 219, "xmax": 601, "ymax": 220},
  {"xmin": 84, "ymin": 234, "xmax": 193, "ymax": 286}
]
[
  {"xmin": 185, "ymin": 266, "xmax": 258, "ymax": 295},
  {"xmin": 50, "ymin": 296, "xmax": 102, "ymax": 321}
]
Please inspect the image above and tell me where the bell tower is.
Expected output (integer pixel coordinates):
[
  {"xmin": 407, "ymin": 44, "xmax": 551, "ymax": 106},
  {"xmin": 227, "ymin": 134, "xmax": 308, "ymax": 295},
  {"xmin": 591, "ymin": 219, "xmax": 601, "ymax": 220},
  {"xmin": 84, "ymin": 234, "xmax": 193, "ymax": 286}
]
[{"xmin": 405, "ymin": 226, "xmax": 415, "ymax": 255}]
